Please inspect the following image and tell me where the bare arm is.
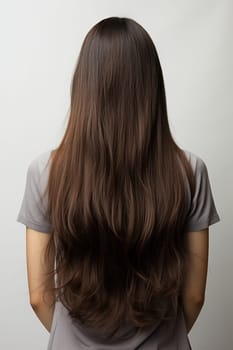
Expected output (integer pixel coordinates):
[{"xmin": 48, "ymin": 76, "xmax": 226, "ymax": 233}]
[
  {"xmin": 26, "ymin": 227, "xmax": 55, "ymax": 332},
  {"xmin": 180, "ymin": 228, "xmax": 209, "ymax": 333}
]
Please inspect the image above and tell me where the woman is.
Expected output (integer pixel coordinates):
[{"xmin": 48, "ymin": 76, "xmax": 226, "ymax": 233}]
[{"xmin": 17, "ymin": 16, "xmax": 220, "ymax": 350}]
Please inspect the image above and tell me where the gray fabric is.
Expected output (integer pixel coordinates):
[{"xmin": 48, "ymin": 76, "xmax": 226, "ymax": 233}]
[
  {"xmin": 182, "ymin": 150, "xmax": 220, "ymax": 232},
  {"xmin": 16, "ymin": 149, "xmax": 220, "ymax": 349},
  {"xmin": 47, "ymin": 301, "xmax": 192, "ymax": 350},
  {"xmin": 17, "ymin": 150, "xmax": 53, "ymax": 233}
]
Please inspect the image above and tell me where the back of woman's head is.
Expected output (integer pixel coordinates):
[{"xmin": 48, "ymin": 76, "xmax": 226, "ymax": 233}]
[{"xmin": 43, "ymin": 16, "xmax": 195, "ymax": 340}]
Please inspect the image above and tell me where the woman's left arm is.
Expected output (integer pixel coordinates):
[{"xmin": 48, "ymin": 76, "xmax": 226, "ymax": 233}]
[{"xmin": 26, "ymin": 227, "xmax": 55, "ymax": 332}]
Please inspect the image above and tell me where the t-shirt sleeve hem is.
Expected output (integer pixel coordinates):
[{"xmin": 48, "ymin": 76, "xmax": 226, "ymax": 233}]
[
  {"xmin": 183, "ymin": 213, "xmax": 220, "ymax": 233},
  {"xmin": 16, "ymin": 215, "xmax": 52, "ymax": 234}
]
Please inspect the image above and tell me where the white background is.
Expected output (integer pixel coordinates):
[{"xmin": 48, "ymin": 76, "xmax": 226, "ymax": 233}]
[{"xmin": 0, "ymin": 0, "xmax": 232, "ymax": 349}]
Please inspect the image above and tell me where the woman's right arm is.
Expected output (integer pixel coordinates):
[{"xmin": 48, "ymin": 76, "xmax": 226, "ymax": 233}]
[{"xmin": 180, "ymin": 228, "xmax": 209, "ymax": 333}]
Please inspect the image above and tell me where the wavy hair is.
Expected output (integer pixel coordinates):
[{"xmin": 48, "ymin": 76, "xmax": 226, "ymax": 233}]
[{"xmin": 42, "ymin": 16, "xmax": 195, "ymax": 340}]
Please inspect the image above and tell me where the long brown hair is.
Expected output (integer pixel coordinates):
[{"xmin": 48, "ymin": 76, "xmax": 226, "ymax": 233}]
[{"xmin": 42, "ymin": 16, "xmax": 195, "ymax": 340}]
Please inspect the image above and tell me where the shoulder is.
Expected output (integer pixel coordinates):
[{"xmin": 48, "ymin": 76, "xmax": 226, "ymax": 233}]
[
  {"xmin": 17, "ymin": 150, "xmax": 54, "ymax": 232},
  {"xmin": 27, "ymin": 149, "xmax": 53, "ymax": 179},
  {"xmin": 26, "ymin": 150, "xmax": 53, "ymax": 195},
  {"xmin": 181, "ymin": 149, "xmax": 220, "ymax": 231},
  {"xmin": 182, "ymin": 149, "xmax": 207, "ymax": 175}
]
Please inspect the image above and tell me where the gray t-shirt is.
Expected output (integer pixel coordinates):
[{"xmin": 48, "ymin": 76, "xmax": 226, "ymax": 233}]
[{"xmin": 16, "ymin": 149, "xmax": 220, "ymax": 350}]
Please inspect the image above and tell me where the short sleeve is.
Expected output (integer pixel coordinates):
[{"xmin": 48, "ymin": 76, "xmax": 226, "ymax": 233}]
[
  {"xmin": 183, "ymin": 157, "xmax": 220, "ymax": 232},
  {"xmin": 16, "ymin": 157, "xmax": 52, "ymax": 233}
]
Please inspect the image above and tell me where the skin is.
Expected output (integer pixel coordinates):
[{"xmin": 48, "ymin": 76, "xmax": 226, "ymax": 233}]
[
  {"xmin": 26, "ymin": 227, "xmax": 55, "ymax": 332},
  {"xmin": 26, "ymin": 226, "xmax": 209, "ymax": 334},
  {"xmin": 181, "ymin": 227, "xmax": 209, "ymax": 333}
]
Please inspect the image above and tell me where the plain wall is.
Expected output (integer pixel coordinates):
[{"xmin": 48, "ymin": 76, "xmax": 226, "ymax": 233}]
[{"xmin": 0, "ymin": 0, "xmax": 232, "ymax": 349}]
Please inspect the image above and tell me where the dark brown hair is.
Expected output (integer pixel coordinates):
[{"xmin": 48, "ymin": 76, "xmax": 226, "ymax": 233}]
[{"xmin": 42, "ymin": 16, "xmax": 195, "ymax": 340}]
